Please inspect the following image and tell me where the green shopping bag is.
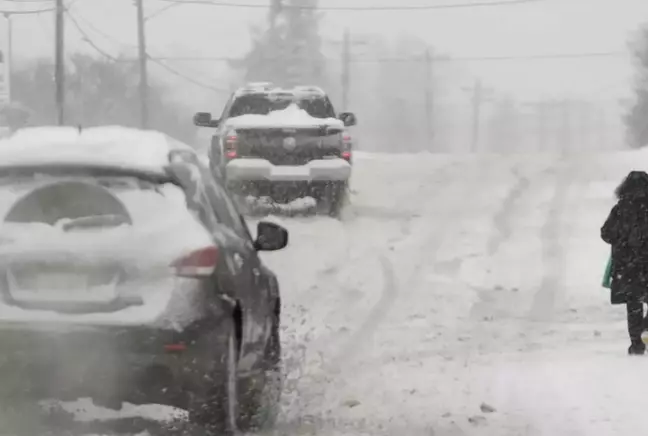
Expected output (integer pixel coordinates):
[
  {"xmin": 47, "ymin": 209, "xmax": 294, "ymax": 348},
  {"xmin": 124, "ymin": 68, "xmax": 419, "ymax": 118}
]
[{"xmin": 602, "ymin": 254, "xmax": 612, "ymax": 289}]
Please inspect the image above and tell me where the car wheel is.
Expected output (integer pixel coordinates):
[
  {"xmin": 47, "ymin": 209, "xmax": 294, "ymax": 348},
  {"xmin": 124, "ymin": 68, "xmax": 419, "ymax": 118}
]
[
  {"xmin": 187, "ymin": 318, "xmax": 239, "ymax": 435},
  {"xmin": 238, "ymin": 314, "xmax": 282, "ymax": 432}
]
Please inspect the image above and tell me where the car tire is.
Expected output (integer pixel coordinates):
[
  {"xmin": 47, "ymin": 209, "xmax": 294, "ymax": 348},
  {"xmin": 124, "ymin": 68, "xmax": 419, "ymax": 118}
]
[
  {"xmin": 187, "ymin": 317, "xmax": 239, "ymax": 435},
  {"xmin": 238, "ymin": 314, "xmax": 282, "ymax": 432}
]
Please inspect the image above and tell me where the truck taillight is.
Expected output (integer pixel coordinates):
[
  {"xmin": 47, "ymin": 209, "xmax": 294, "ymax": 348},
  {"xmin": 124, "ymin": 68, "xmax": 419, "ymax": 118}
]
[
  {"xmin": 225, "ymin": 135, "xmax": 238, "ymax": 159},
  {"xmin": 342, "ymin": 133, "xmax": 352, "ymax": 161}
]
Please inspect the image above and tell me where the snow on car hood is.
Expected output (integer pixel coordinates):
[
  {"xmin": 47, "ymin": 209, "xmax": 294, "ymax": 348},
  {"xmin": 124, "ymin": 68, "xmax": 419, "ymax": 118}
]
[{"xmin": 225, "ymin": 103, "xmax": 344, "ymax": 129}]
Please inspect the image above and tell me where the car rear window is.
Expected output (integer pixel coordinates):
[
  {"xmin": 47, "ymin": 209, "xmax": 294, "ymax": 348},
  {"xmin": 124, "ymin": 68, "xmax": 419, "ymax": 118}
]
[
  {"xmin": 229, "ymin": 94, "xmax": 336, "ymax": 118},
  {"xmin": 0, "ymin": 169, "xmax": 202, "ymax": 231}
]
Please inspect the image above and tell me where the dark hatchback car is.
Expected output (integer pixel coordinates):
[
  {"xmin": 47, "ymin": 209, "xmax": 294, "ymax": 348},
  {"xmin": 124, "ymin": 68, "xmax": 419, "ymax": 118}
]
[{"xmin": 0, "ymin": 127, "xmax": 288, "ymax": 434}]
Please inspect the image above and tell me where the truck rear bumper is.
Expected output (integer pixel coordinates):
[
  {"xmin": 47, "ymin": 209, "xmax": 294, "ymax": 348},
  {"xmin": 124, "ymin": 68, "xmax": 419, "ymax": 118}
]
[{"xmin": 225, "ymin": 158, "xmax": 351, "ymax": 182}]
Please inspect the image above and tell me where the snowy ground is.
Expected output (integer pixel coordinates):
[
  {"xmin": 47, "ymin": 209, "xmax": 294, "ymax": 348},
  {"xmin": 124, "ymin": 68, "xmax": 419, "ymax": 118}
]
[{"xmin": 16, "ymin": 149, "xmax": 648, "ymax": 435}]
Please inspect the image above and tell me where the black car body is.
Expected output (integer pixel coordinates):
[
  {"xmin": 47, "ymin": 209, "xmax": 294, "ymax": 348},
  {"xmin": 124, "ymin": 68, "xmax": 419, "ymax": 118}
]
[
  {"xmin": 194, "ymin": 84, "xmax": 358, "ymax": 216},
  {"xmin": 0, "ymin": 126, "xmax": 288, "ymax": 434}
]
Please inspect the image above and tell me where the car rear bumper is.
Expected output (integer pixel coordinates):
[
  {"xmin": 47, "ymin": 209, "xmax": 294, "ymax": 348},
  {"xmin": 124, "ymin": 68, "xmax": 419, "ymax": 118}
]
[
  {"xmin": 225, "ymin": 158, "xmax": 351, "ymax": 182},
  {"xmin": 0, "ymin": 320, "xmax": 223, "ymax": 407}
]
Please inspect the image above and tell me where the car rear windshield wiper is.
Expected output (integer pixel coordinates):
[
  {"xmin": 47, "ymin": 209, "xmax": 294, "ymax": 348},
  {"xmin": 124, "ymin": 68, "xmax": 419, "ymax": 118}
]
[{"xmin": 60, "ymin": 214, "xmax": 131, "ymax": 232}]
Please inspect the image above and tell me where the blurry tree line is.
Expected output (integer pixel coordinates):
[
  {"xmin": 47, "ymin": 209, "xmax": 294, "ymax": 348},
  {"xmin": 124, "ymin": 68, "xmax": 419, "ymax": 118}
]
[
  {"xmin": 627, "ymin": 26, "xmax": 648, "ymax": 148},
  {"xmin": 229, "ymin": 0, "xmax": 475, "ymax": 152},
  {"xmin": 8, "ymin": 54, "xmax": 195, "ymax": 142},
  {"xmin": 6, "ymin": 0, "xmax": 625, "ymax": 152},
  {"xmin": 227, "ymin": 0, "xmax": 625, "ymax": 152}
]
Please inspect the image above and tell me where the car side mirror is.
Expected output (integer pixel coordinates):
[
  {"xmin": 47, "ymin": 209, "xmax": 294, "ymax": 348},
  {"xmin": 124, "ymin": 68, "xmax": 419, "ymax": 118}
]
[
  {"xmin": 339, "ymin": 112, "xmax": 357, "ymax": 127},
  {"xmin": 254, "ymin": 221, "xmax": 288, "ymax": 251},
  {"xmin": 194, "ymin": 112, "xmax": 220, "ymax": 128}
]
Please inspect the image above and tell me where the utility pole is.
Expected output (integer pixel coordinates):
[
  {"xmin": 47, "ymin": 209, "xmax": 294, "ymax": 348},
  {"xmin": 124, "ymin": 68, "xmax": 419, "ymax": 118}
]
[
  {"xmin": 1, "ymin": 14, "xmax": 11, "ymax": 104},
  {"xmin": 424, "ymin": 47, "xmax": 434, "ymax": 149},
  {"xmin": 136, "ymin": 0, "xmax": 149, "ymax": 129},
  {"xmin": 524, "ymin": 100, "xmax": 551, "ymax": 151},
  {"xmin": 538, "ymin": 101, "xmax": 550, "ymax": 152},
  {"xmin": 341, "ymin": 28, "xmax": 350, "ymax": 112},
  {"xmin": 464, "ymin": 79, "xmax": 493, "ymax": 152},
  {"xmin": 55, "ymin": 0, "xmax": 65, "ymax": 125},
  {"xmin": 559, "ymin": 99, "xmax": 571, "ymax": 153},
  {"xmin": 597, "ymin": 107, "xmax": 606, "ymax": 150},
  {"xmin": 468, "ymin": 80, "xmax": 483, "ymax": 152}
]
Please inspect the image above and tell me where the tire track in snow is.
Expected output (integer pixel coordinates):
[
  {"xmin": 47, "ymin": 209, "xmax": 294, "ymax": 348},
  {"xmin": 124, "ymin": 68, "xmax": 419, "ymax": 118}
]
[
  {"xmin": 276, "ymin": 161, "xmax": 465, "ymax": 427},
  {"xmin": 303, "ymin": 161, "xmax": 464, "ymax": 345},
  {"xmin": 279, "ymin": 158, "xmax": 497, "ymax": 434},
  {"xmin": 325, "ymin": 255, "xmax": 398, "ymax": 371},
  {"xmin": 468, "ymin": 165, "xmax": 548, "ymax": 322},
  {"xmin": 322, "ymin": 158, "xmax": 504, "ymax": 377},
  {"xmin": 486, "ymin": 169, "xmax": 531, "ymax": 256},
  {"xmin": 327, "ymin": 159, "xmax": 493, "ymax": 365},
  {"xmin": 528, "ymin": 162, "xmax": 573, "ymax": 321}
]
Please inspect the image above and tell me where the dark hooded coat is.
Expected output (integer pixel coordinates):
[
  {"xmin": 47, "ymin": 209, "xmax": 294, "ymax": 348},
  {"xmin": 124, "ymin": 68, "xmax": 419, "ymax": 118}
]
[{"xmin": 601, "ymin": 170, "xmax": 648, "ymax": 304}]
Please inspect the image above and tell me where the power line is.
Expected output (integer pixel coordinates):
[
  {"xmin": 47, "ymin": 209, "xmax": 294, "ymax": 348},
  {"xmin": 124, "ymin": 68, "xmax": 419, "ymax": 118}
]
[
  {"xmin": 0, "ymin": 5, "xmax": 53, "ymax": 13},
  {"xmin": 65, "ymin": 8, "xmax": 119, "ymax": 60},
  {"xmin": 152, "ymin": 51, "xmax": 628, "ymax": 64},
  {"xmin": 158, "ymin": 0, "xmax": 544, "ymax": 11},
  {"xmin": 71, "ymin": 8, "xmax": 133, "ymax": 48},
  {"xmin": 0, "ymin": 0, "xmax": 52, "ymax": 3},
  {"xmin": 147, "ymin": 58, "xmax": 228, "ymax": 93},
  {"xmin": 66, "ymin": 9, "xmax": 227, "ymax": 93}
]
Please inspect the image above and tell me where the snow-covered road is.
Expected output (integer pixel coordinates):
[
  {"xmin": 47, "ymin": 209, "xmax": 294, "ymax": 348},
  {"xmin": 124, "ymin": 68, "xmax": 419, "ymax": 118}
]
[
  {"xmin": 33, "ymin": 149, "xmax": 648, "ymax": 435},
  {"xmin": 256, "ymin": 150, "xmax": 648, "ymax": 435}
]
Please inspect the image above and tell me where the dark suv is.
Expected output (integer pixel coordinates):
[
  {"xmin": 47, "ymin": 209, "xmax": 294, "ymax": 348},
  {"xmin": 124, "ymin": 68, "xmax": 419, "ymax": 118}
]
[
  {"xmin": 0, "ymin": 126, "xmax": 288, "ymax": 435},
  {"xmin": 194, "ymin": 83, "xmax": 357, "ymax": 217}
]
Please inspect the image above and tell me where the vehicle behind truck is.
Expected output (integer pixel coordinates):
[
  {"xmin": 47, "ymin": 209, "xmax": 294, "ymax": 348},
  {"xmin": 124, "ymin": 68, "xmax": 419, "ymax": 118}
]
[{"xmin": 194, "ymin": 83, "xmax": 357, "ymax": 217}]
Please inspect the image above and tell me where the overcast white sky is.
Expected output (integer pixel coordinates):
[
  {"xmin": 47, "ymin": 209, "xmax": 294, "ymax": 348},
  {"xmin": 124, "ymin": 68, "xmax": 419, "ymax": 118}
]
[{"xmin": 1, "ymin": 0, "xmax": 646, "ymax": 109}]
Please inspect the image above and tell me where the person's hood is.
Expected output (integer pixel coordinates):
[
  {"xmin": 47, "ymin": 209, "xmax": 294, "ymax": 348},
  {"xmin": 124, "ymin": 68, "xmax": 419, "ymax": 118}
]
[{"xmin": 615, "ymin": 170, "xmax": 648, "ymax": 199}]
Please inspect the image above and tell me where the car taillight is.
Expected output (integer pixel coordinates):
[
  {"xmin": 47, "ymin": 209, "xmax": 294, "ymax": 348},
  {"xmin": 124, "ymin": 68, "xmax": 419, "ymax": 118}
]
[
  {"xmin": 341, "ymin": 150, "xmax": 351, "ymax": 160},
  {"xmin": 164, "ymin": 343, "xmax": 187, "ymax": 353},
  {"xmin": 171, "ymin": 246, "xmax": 218, "ymax": 278},
  {"xmin": 225, "ymin": 135, "xmax": 238, "ymax": 159}
]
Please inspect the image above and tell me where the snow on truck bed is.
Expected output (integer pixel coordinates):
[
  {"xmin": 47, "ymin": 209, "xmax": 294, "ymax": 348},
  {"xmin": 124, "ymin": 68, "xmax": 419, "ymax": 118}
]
[{"xmin": 225, "ymin": 103, "xmax": 344, "ymax": 129}]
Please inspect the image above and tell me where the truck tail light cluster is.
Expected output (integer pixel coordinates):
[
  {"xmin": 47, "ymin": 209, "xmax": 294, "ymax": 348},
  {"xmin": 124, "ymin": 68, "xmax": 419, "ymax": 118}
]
[
  {"xmin": 224, "ymin": 134, "xmax": 238, "ymax": 159},
  {"xmin": 341, "ymin": 132, "xmax": 352, "ymax": 160}
]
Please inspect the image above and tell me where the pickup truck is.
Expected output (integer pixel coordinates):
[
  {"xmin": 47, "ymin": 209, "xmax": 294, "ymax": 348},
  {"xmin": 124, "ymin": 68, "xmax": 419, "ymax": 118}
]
[{"xmin": 193, "ymin": 83, "xmax": 357, "ymax": 217}]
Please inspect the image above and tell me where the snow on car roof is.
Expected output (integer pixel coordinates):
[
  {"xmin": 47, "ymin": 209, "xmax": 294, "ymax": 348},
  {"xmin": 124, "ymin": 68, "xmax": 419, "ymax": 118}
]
[
  {"xmin": 225, "ymin": 103, "xmax": 344, "ymax": 129},
  {"xmin": 0, "ymin": 126, "xmax": 195, "ymax": 173}
]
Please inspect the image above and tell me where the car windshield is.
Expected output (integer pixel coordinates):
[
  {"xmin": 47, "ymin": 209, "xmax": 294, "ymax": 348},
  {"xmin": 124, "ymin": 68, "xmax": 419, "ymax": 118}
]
[{"xmin": 229, "ymin": 94, "xmax": 336, "ymax": 119}]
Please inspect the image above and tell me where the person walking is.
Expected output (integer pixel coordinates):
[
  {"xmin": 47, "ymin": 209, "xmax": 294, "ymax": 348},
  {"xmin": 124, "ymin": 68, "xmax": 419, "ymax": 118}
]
[{"xmin": 601, "ymin": 170, "xmax": 648, "ymax": 355}]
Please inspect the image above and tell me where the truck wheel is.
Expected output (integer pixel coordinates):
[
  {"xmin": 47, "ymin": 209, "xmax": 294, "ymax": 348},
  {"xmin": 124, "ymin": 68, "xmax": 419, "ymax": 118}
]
[{"xmin": 327, "ymin": 181, "xmax": 348, "ymax": 218}]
